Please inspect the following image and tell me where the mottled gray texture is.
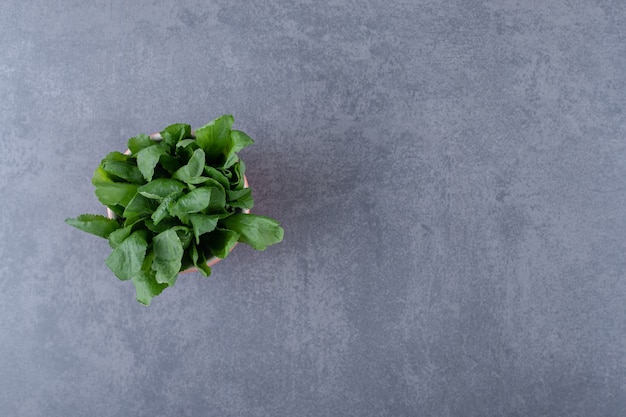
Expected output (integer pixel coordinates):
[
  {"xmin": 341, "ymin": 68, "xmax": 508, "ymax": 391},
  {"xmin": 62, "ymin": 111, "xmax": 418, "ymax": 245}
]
[{"xmin": 1, "ymin": 0, "xmax": 625, "ymax": 416}]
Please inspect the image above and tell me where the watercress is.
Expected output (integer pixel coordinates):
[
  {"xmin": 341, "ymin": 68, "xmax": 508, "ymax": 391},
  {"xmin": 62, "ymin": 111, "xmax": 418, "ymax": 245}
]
[{"xmin": 66, "ymin": 115, "xmax": 284, "ymax": 305}]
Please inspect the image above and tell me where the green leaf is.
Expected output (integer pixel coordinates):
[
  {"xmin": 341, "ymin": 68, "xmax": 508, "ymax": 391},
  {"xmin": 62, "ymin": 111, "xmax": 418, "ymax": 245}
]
[
  {"xmin": 103, "ymin": 151, "xmax": 129, "ymax": 162},
  {"xmin": 92, "ymin": 165, "xmax": 114, "ymax": 185},
  {"xmin": 229, "ymin": 159, "xmax": 246, "ymax": 190},
  {"xmin": 219, "ymin": 167, "xmax": 233, "ymax": 180},
  {"xmin": 224, "ymin": 153, "xmax": 238, "ymax": 171},
  {"xmin": 131, "ymin": 268, "xmax": 167, "ymax": 305},
  {"xmin": 176, "ymin": 139, "xmax": 196, "ymax": 148},
  {"xmin": 220, "ymin": 213, "xmax": 284, "ymax": 251},
  {"xmin": 108, "ymin": 225, "xmax": 133, "ymax": 248},
  {"xmin": 206, "ymin": 185, "xmax": 226, "ymax": 213},
  {"xmin": 196, "ymin": 260, "xmax": 212, "ymax": 277},
  {"xmin": 172, "ymin": 148, "xmax": 205, "ymax": 182},
  {"xmin": 145, "ymin": 217, "xmax": 180, "ymax": 233},
  {"xmin": 206, "ymin": 228, "xmax": 240, "ymax": 258},
  {"xmin": 65, "ymin": 214, "xmax": 120, "ymax": 239},
  {"xmin": 188, "ymin": 214, "xmax": 220, "ymax": 244},
  {"xmin": 226, "ymin": 188, "xmax": 254, "ymax": 210},
  {"xmin": 122, "ymin": 193, "xmax": 158, "ymax": 224},
  {"xmin": 107, "ymin": 204, "xmax": 125, "ymax": 218},
  {"xmin": 171, "ymin": 226, "xmax": 193, "ymax": 249},
  {"xmin": 230, "ymin": 130, "xmax": 254, "ymax": 150},
  {"xmin": 174, "ymin": 139, "xmax": 199, "ymax": 161},
  {"xmin": 123, "ymin": 215, "xmax": 149, "ymax": 228},
  {"xmin": 197, "ymin": 177, "xmax": 224, "ymax": 189},
  {"xmin": 194, "ymin": 115, "xmax": 234, "ymax": 160},
  {"xmin": 131, "ymin": 250, "xmax": 168, "ymax": 305},
  {"xmin": 105, "ymin": 230, "xmax": 149, "ymax": 281},
  {"xmin": 101, "ymin": 160, "xmax": 145, "ymax": 184},
  {"xmin": 184, "ymin": 176, "xmax": 212, "ymax": 185},
  {"xmin": 160, "ymin": 123, "xmax": 192, "ymax": 147},
  {"xmin": 159, "ymin": 154, "xmax": 183, "ymax": 174},
  {"xmin": 204, "ymin": 166, "xmax": 230, "ymax": 189},
  {"xmin": 170, "ymin": 187, "xmax": 212, "ymax": 216},
  {"xmin": 180, "ymin": 249, "xmax": 194, "ymax": 272},
  {"xmin": 136, "ymin": 144, "xmax": 167, "ymax": 181},
  {"xmin": 127, "ymin": 133, "xmax": 154, "ymax": 154},
  {"xmin": 191, "ymin": 243, "xmax": 212, "ymax": 277},
  {"xmin": 224, "ymin": 130, "xmax": 254, "ymax": 169},
  {"xmin": 151, "ymin": 193, "xmax": 181, "ymax": 225},
  {"xmin": 180, "ymin": 179, "xmax": 226, "ymax": 212},
  {"xmin": 185, "ymin": 176, "xmax": 224, "ymax": 187},
  {"xmin": 94, "ymin": 182, "xmax": 138, "ymax": 207},
  {"xmin": 138, "ymin": 179, "xmax": 186, "ymax": 200},
  {"xmin": 152, "ymin": 229, "xmax": 184, "ymax": 286},
  {"xmin": 176, "ymin": 212, "xmax": 190, "ymax": 225}
]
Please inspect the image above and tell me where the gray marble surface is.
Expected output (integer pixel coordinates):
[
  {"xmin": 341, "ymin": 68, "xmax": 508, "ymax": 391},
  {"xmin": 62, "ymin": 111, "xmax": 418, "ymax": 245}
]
[{"xmin": 2, "ymin": 1, "xmax": 625, "ymax": 416}]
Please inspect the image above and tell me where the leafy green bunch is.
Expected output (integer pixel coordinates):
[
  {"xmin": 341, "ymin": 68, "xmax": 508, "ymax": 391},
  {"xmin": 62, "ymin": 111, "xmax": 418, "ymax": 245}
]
[{"xmin": 66, "ymin": 115, "xmax": 284, "ymax": 305}]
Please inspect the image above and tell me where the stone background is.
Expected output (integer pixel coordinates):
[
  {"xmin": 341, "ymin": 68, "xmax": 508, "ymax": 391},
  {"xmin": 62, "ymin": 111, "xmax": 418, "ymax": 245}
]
[{"xmin": 1, "ymin": 1, "xmax": 625, "ymax": 416}]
